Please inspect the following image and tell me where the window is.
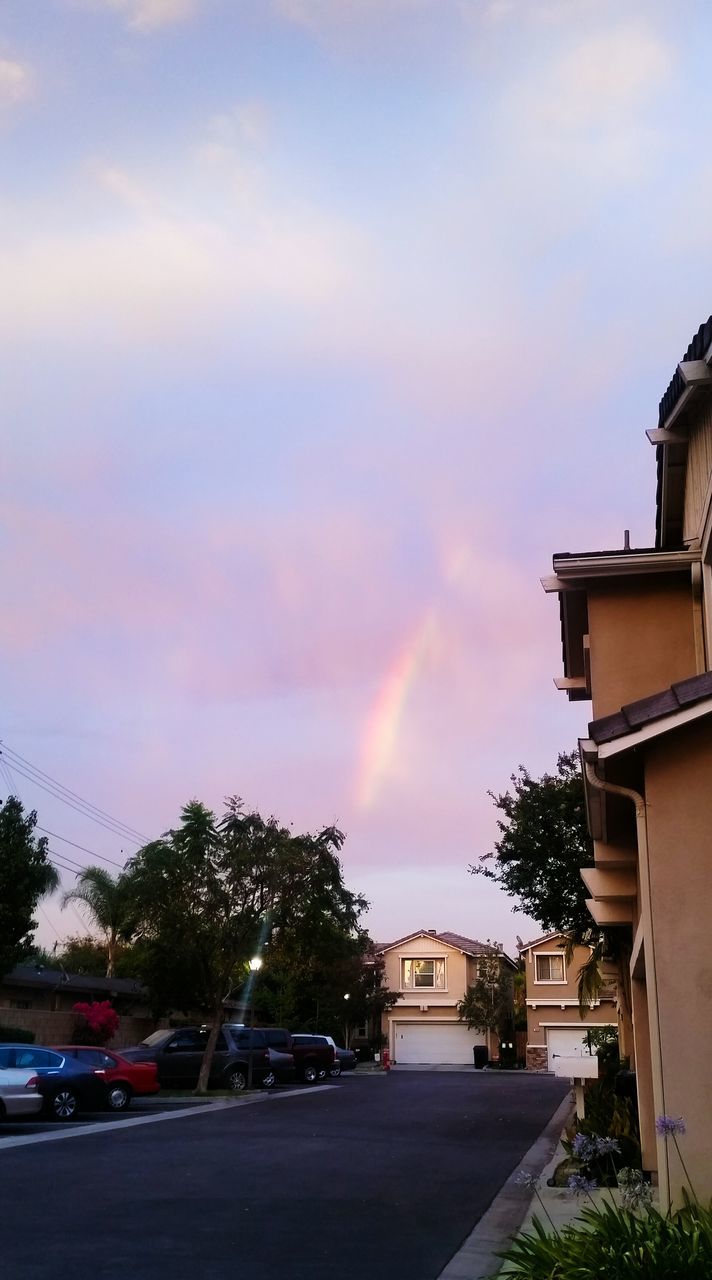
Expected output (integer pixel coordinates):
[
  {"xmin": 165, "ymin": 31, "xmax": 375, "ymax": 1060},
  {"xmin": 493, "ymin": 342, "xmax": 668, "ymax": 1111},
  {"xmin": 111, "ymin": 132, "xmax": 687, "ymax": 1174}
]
[
  {"xmin": 535, "ymin": 953, "xmax": 565, "ymax": 983},
  {"xmin": 401, "ymin": 958, "xmax": 446, "ymax": 989},
  {"xmin": 14, "ymin": 1048, "xmax": 64, "ymax": 1069}
]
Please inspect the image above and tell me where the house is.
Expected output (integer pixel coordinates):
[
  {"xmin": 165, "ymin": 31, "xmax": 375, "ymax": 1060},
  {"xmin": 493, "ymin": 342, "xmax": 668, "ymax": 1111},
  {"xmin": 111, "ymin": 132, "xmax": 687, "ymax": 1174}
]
[
  {"xmin": 519, "ymin": 932, "xmax": 617, "ymax": 1072},
  {"xmin": 543, "ymin": 313, "xmax": 712, "ymax": 1206},
  {"xmin": 0, "ymin": 964, "xmax": 150, "ymax": 1015},
  {"xmin": 0, "ymin": 964, "xmax": 155, "ymax": 1049},
  {"xmin": 377, "ymin": 930, "xmax": 516, "ymax": 1065}
]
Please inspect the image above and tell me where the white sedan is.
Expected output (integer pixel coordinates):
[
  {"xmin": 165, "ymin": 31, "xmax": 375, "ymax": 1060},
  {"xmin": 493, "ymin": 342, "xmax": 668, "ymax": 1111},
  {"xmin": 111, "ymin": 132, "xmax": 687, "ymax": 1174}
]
[{"xmin": 0, "ymin": 1060, "xmax": 44, "ymax": 1119}]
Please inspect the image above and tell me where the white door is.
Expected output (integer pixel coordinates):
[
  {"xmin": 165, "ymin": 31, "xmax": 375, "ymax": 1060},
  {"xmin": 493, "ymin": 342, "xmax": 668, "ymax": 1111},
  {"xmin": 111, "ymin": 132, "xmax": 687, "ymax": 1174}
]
[
  {"xmin": 547, "ymin": 1027, "xmax": 595, "ymax": 1071},
  {"xmin": 395, "ymin": 1022, "xmax": 486, "ymax": 1065}
]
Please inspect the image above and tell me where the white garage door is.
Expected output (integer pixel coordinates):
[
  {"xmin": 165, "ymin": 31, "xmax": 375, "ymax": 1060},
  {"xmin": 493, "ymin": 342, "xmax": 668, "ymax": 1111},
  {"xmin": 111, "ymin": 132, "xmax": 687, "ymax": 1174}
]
[
  {"xmin": 395, "ymin": 1022, "xmax": 486, "ymax": 1065},
  {"xmin": 547, "ymin": 1028, "xmax": 597, "ymax": 1071}
]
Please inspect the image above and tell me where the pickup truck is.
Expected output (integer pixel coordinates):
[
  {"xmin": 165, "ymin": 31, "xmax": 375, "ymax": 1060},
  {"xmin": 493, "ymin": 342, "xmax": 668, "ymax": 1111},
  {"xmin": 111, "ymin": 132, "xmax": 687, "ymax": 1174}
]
[{"xmin": 225, "ymin": 1025, "xmax": 334, "ymax": 1084}]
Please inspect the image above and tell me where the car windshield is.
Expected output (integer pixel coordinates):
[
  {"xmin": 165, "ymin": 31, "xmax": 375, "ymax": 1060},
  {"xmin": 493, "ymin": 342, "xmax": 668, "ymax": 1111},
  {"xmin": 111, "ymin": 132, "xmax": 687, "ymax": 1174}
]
[{"xmin": 140, "ymin": 1031, "xmax": 173, "ymax": 1047}]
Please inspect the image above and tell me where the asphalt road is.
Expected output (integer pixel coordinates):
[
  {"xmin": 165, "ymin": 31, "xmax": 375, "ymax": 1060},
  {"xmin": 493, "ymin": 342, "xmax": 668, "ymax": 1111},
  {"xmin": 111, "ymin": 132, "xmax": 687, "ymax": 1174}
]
[{"xmin": 0, "ymin": 1071, "xmax": 568, "ymax": 1280}]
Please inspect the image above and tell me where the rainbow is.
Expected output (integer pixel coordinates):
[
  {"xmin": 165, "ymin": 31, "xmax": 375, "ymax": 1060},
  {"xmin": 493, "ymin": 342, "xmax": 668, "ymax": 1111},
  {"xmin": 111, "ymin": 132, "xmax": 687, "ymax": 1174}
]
[{"xmin": 355, "ymin": 610, "xmax": 437, "ymax": 811}]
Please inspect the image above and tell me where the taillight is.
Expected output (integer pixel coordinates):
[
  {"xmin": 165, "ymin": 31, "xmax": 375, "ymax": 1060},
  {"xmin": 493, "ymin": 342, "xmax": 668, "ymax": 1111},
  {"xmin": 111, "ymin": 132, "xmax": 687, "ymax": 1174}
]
[{"xmin": 25, "ymin": 1076, "xmax": 39, "ymax": 1089}]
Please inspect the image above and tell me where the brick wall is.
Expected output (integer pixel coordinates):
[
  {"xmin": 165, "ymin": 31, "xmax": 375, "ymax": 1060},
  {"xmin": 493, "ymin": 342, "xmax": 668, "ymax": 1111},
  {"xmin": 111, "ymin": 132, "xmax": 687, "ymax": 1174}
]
[{"xmin": 0, "ymin": 1007, "xmax": 158, "ymax": 1049}]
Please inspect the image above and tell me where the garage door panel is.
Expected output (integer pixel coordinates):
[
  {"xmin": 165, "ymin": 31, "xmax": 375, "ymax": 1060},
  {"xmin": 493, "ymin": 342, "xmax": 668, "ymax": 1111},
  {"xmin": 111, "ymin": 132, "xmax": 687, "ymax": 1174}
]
[
  {"xmin": 395, "ymin": 1022, "xmax": 486, "ymax": 1065},
  {"xmin": 546, "ymin": 1027, "xmax": 600, "ymax": 1071}
]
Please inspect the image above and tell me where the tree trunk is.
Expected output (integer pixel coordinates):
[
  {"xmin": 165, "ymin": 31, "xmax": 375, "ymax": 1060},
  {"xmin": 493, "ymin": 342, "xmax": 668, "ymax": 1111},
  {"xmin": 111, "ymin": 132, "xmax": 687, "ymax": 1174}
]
[
  {"xmin": 195, "ymin": 998, "xmax": 224, "ymax": 1095},
  {"xmin": 106, "ymin": 931, "xmax": 116, "ymax": 978}
]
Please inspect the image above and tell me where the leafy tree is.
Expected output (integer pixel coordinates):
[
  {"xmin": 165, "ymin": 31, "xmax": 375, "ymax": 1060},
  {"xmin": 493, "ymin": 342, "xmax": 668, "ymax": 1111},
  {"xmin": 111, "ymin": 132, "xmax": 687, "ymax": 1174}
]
[
  {"xmin": 473, "ymin": 752, "xmax": 632, "ymax": 1023},
  {"xmin": 456, "ymin": 944, "xmax": 514, "ymax": 1041},
  {"xmin": 0, "ymin": 796, "xmax": 59, "ymax": 979},
  {"xmin": 471, "ymin": 751, "xmax": 593, "ymax": 937},
  {"xmin": 128, "ymin": 798, "xmax": 367, "ymax": 1092},
  {"xmin": 56, "ymin": 934, "xmax": 144, "ymax": 980},
  {"xmin": 62, "ymin": 867, "xmax": 136, "ymax": 977}
]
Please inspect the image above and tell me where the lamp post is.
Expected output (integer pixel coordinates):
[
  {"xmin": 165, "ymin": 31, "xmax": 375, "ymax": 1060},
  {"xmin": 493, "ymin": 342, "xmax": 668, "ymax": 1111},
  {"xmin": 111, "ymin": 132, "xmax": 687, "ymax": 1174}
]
[{"xmin": 246, "ymin": 955, "xmax": 263, "ymax": 1090}]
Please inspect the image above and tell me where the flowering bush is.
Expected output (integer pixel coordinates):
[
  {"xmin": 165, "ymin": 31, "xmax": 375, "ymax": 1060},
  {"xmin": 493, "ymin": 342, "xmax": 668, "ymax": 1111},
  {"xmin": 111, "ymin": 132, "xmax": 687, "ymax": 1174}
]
[{"xmin": 71, "ymin": 1000, "xmax": 119, "ymax": 1046}]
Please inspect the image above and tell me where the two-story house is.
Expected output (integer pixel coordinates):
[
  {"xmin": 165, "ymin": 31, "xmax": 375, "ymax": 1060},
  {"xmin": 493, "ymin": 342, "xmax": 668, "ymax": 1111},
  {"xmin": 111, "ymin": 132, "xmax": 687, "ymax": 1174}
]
[
  {"xmin": 519, "ymin": 932, "xmax": 617, "ymax": 1071},
  {"xmin": 544, "ymin": 313, "xmax": 712, "ymax": 1207},
  {"xmin": 377, "ymin": 930, "xmax": 516, "ymax": 1065}
]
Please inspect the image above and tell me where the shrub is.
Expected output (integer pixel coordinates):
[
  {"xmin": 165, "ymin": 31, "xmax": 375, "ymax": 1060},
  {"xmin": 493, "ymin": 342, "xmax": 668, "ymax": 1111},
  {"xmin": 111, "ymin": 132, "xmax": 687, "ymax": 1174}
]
[
  {"xmin": 71, "ymin": 1000, "xmax": 119, "ymax": 1046},
  {"xmin": 0, "ymin": 1025, "xmax": 35, "ymax": 1043},
  {"xmin": 499, "ymin": 1199, "xmax": 712, "ymax": 1279}
]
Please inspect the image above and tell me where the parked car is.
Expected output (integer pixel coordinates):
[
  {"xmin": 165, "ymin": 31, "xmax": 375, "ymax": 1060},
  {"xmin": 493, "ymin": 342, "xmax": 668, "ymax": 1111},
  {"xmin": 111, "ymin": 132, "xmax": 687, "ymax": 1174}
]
[
  {"xmin": 256, "ymin": 1030, "xmax": 334, "ymax": 1083},
  {"xmin": 121, "ymin": 1026, "xmax": 294, "ymax": 1092},
  {"xmin": 322, "ymin": 1036, "xmax": 358, "ymax": 1076},
  {"xmin": 52, "ymin": 1045, "xmax": 160, "ymax": 1111},
  {"xmin": 0, "ymin": 1044, "xmax": 108, "ymax": 1120},
  {"xmin": 0, "ymin": 1049, "xmax": 44, "ymax": 1120}
]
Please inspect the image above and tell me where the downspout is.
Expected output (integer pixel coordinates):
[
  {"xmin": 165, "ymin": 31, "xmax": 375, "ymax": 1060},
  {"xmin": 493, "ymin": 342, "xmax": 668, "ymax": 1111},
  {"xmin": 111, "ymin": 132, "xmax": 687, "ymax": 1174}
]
[{"xmin": 583, "ymin": 760, "xmax": 670, "ymax": 1207}]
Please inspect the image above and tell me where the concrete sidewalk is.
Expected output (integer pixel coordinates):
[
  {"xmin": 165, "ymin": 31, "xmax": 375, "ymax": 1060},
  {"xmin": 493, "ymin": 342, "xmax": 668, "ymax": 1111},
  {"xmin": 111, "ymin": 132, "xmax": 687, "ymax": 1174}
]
[{"xmin": 437, "ymin": 1094, "xmax": 575, "ymax": 1280}]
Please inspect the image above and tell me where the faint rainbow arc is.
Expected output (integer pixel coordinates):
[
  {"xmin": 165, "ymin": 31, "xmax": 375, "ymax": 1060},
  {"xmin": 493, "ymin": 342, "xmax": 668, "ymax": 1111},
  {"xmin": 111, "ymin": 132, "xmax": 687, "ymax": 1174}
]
[{"xmin": 355, "ymin": 610, "xmax": 437, "ymax": 812}]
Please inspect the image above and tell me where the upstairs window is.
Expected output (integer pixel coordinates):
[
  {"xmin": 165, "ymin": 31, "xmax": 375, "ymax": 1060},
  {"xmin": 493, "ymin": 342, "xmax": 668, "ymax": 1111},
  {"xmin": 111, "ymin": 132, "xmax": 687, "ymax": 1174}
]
[
  {"xmin": 535, "ymin": 953, "xmax": 565, "ymax": 983},
  {"xmin": 401, "ymin": 958, "xmax": 446, "ymax": 989}
]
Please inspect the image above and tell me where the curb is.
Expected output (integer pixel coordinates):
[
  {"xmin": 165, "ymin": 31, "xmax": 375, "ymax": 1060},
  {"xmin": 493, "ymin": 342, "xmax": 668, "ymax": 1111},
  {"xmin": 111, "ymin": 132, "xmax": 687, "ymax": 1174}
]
[{"xmin": 436, "ymin": 1094, "xmax": 575, "ymax": 1280}]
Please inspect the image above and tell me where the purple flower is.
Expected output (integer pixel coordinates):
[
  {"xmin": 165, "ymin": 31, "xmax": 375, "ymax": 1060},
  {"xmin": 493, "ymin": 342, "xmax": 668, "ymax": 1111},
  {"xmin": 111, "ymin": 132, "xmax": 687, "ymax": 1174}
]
[
  {"xmin": 595, "ymin": 1137, "xmax": 621, "ymax": 1156},
  {"xmin": 515, "ymin": 1171, "xmax": 539, "ymax": 1189},
  {"xmin": 655, "ymin": 1115, "xmax": 686, "ymax": 1137},
  {"xmin": 567, "ymin": 1174, "xmax": 598, "ymax": 1196},
  {"xmin": 572, "ymin": 1133, "xmax": 596, "ymax": 1161}
]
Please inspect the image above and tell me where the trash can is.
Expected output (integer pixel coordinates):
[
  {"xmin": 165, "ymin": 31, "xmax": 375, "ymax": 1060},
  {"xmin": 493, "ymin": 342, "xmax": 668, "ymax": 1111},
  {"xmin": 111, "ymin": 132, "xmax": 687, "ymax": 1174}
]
[{"xmin": 473, "ymin": 1045, "xmax": 488, "ymax": 1070}]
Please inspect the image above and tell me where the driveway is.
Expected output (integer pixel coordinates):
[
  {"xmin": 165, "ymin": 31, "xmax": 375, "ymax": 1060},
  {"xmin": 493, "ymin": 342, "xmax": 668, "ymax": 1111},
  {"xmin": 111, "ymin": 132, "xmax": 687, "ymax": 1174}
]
[{"xmin": 1, "ymin": 1071, "xmax": 568, "ymax": 1280}]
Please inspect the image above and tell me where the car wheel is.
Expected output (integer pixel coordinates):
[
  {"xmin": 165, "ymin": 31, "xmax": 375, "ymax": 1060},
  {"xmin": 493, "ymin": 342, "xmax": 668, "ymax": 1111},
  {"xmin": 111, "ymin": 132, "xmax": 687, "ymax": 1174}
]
[
  {"xmin": 262, "ymin": 1071, "xmax": 277, "ymax": 1089},
  {"xmin": 302, "ymin": 1064, "xmax": 318, "ymax": 1085},
  {"xmin": 329, "ymin": 1063, "xmax": 342, "ymax": 1078},
  {"xmin": 225, "ymin": 1068, "xmax": 247, "ymax": 1092},
  {"xmin": 50, "ymin": 1089, "xmax": 79, "ymax": 1121},
  {"xmin": 107, "ymin": 1084, "xmax": 132, "ymax": 1111}
]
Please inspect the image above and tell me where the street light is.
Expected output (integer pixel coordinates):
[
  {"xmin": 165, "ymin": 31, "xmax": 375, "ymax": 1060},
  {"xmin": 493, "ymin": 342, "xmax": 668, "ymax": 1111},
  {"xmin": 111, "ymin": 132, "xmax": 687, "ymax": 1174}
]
[
  {"xmin": 343, "ymin": 993, "xmax": 350, "ymax": 1048},
  {"xmin": 246, "ymin": 955, "xmax": 263, "ymax": 1089}
]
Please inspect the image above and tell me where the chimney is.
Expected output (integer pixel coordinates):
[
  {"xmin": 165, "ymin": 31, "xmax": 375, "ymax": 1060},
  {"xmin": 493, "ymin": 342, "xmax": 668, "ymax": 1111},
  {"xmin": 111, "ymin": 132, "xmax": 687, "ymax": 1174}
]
[{"xmin": 427, "ymin": 929, "xmax": 437, "ymax": 935}]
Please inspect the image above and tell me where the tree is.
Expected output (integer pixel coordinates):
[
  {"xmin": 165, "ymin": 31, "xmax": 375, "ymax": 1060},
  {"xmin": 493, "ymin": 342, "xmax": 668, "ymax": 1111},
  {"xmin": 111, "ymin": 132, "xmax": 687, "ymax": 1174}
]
[
  {"xmin": 0, "ymin": 796, "xmax": 59, "ymax": 979},
  {"xmin": 473, "ymin": 752, "xmax": 631, "ymax": 1025},
  {"xmin": 456, "ymin": 944, "xmax": 514, "ymax": 1043},
  {"xmin": 61, "ymin": 867, "xmax": 136, "ymax": 977},
  {"xmin": 56, "ymin": 934, "xmax": 144, "ymax": 980},
  {"xmin": 471, "ymin": 751, "xmax": 593, "ymax": 937},
  {"xmin": 128, "ymin": 797, "xmax": 367, "ymax": 1093}
]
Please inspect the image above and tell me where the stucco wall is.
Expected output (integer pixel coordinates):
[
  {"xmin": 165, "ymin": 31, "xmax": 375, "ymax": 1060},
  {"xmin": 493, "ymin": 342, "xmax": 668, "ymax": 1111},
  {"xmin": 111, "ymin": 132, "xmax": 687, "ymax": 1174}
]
[
  {"xmin": 380, "ymin": 935, "xmax": 471, "ymax": 1011},
  {"xmin": 587, "ymin": 577, "xmax": 697, "ymax": 719},
  {"xmin": 643, "ymin": 719, "xmax": 712, "ymax": 1204},
  {"xmin": 0, "ymin": 1006, "xmax": 157, "ymax": 1049}
]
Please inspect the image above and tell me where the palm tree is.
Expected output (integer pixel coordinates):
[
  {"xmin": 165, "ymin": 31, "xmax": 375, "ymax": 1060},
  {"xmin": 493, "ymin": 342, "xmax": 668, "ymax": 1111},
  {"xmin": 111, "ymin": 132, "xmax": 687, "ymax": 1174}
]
[{"xmin": 62, "ymin": 866, "xmax": 135, "ymax": 977}]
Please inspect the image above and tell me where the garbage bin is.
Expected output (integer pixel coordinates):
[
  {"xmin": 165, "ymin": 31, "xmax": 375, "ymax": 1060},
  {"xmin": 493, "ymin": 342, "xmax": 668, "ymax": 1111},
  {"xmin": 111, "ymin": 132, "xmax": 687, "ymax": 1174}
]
[{"xmin": 473, "ymin": 1045, "xmax": 488, "ymax": 1070}]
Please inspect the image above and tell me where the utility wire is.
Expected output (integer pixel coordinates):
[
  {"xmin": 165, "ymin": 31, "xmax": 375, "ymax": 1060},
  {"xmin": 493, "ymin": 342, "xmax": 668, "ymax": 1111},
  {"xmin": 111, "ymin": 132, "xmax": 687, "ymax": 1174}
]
[
  {"xmin": 0, "ymin": 756, "xmax": 146, "ymax": 845},
  {"xmin": 38, "ymin": 827, "xmax": 125, "ymax": 870},
  {"xmin": 0, "ymin": 743, "xmax": 149, "ymax": 843}
]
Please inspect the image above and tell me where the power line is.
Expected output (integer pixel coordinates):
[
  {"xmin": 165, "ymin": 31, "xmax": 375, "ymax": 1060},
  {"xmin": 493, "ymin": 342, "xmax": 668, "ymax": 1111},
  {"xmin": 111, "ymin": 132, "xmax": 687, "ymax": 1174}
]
[
  {"xmin": 0, "ymin": 743, "xmax": 149, "ymax": 843},
  {"xmin": 38, "ymin": 827, "xmax": 125, "ymax": 870},
  {"xmin": 0, "ymin": 756, "xmax": 146, "ymax": 845}
]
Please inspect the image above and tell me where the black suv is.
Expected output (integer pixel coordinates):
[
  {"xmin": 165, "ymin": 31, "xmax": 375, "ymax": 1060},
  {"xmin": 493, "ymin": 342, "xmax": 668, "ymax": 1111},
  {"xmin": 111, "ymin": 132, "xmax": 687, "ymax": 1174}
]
[{"xmin": 121, "ymin": 1026, "xmax": 294, "ymax": 1092}]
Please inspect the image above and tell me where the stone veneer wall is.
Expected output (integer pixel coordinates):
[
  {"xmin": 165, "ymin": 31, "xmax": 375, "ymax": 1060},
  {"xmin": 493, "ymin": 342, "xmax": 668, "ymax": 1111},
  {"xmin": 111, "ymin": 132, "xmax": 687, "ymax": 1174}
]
[{"xmin": 526, "ymin": 1045, "xmax": 549, "ymax": 1071}]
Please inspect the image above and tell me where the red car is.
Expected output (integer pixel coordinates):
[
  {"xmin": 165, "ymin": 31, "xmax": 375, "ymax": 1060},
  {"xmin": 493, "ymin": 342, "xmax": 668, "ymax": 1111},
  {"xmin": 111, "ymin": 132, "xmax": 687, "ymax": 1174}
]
[{"xmin": 51, "ymin": 1046, "xmax": 160, "ymax": 1111}]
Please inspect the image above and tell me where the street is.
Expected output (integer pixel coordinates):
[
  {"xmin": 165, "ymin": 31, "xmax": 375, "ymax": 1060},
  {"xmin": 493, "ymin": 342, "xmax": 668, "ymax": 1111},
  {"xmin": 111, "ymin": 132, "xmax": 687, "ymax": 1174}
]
[{"xmin": 0, "ymin": 1071, "xmax": 568, "ymax": 1280}]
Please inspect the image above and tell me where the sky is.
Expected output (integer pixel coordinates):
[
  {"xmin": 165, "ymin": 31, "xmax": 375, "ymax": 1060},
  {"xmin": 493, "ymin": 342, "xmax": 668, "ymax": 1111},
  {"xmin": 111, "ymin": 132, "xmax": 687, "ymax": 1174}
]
[{"xmin": 3, "ymin": 0, "xmax": 712, "ymax": 956}]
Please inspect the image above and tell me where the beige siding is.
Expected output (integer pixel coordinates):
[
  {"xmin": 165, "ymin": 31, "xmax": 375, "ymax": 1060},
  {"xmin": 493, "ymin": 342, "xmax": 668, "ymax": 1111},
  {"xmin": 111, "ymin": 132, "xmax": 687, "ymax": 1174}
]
[{"xmin": 683, "ymin": 405, "xmax": 712, "ymax": 541}]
